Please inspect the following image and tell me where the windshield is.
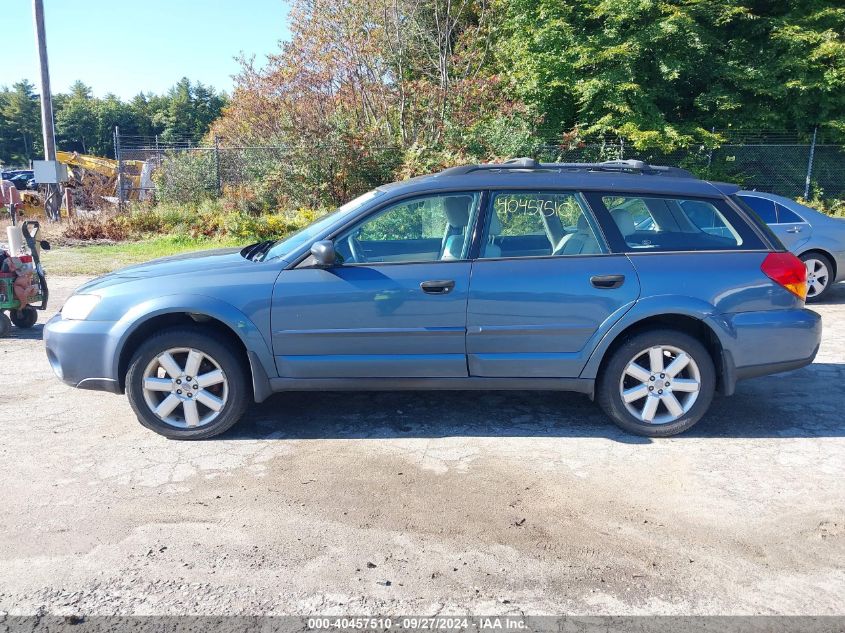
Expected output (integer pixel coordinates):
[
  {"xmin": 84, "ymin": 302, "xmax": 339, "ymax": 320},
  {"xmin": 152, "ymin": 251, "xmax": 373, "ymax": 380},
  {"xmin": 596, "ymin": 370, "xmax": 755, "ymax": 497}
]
[{"xmin": 261, "ymin": 188, "xmax": 385, "ymax": 261}]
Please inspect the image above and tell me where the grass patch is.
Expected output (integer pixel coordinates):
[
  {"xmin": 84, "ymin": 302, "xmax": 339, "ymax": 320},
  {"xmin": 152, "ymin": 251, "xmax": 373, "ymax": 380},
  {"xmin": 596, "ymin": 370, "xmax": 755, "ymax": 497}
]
[{"xmin": 41, "ymin": 235, "xmax": 245, "ymax": 276}]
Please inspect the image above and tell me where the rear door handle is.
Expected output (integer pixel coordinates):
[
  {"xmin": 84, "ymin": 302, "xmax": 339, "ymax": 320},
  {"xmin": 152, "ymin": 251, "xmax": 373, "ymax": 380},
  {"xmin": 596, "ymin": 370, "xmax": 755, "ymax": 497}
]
[
  {"xmin": 786, "ymin": 226, "xmax": 803, "ymax": 234},
  {"xmin": 420, "ymin": 279, "xmax": 455, "ymax": 295},
  {"xmin": 590, "ymin": 274, "xmax": 625, "ymax": 289}
]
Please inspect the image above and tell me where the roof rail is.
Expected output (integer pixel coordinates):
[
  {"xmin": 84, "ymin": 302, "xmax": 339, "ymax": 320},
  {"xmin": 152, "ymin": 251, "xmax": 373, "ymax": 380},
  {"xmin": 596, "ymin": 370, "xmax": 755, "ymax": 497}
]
[
  {"xmin": 437, "ymin": 157, "xmax": 539, "ymax": 176},
  {"xmin": 437, "ymin": 158, "xmax": 696, "ymax": 179}
]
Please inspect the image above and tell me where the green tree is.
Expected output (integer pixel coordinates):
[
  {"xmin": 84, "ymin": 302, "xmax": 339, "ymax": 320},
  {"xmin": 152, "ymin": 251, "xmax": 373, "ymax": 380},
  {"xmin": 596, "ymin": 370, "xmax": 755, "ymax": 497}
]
[
  {"xmin": 0, "ymin": 80, "xmax": 42, "ymax": 163},
  {"xmin": 157, "ymin": 78, "xmax": 226, "ymax": 142},
  {"xmin": 492, "ymin": 0, "xmax": 845, "ymax": 149},
  {"xmin": 92, "ymin": 94, "xmax": 136, "ymax": 156},
  {"xmin": 0, "ymin": 88, "xmax": 16, "ymax": 166},
  {"xmin": 56, "ymin": 81, "xmax": 98, "ymax": 153},
  {"xmin": 128, "ymin": 92, "xmax": 169, "ymax": 137},
  {"xmin": 1, "ymin": 77, "xmax": 225, "ymax": 163},
  {"xmin": 765, "ymin": 3, "xmax": 845, "ymax": 137}
]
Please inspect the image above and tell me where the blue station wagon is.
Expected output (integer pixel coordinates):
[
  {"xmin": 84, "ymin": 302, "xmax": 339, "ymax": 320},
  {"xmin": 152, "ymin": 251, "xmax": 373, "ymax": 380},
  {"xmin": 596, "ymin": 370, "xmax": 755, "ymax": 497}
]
[{"xmin": 44, "ymin": 159, "xmax": 822, "ymax": 438}]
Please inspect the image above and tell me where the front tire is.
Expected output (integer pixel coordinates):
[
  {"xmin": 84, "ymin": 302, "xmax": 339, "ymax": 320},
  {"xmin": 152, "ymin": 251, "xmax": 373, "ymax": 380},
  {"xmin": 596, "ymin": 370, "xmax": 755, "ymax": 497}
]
[
  {"xmin": 125, "ymin": 327, "xmax": 250, "ymax": 439},
  {"xmin": 597, "ymin": 329, "xmax": 716, "ymax": 437},
  {"xmin": 800, "ymin": 252, "xmax": 834, "ymax": 303}
]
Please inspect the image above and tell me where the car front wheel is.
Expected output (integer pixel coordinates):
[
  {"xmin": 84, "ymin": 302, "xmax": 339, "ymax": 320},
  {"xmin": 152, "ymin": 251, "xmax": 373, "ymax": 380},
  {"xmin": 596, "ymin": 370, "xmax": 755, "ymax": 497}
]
[
  {"xmin": 597, "ymin": 330, "xmax": 716, "ymax": 437},
  {"xmin": 125, "ymin": 328, "xmax": 250, "ymax": 439}
]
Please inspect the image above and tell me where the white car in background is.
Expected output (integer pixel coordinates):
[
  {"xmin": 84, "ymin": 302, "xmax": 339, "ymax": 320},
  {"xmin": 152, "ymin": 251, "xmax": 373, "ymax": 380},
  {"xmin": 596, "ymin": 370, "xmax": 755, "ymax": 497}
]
[{"xmin": 736, "ymin": 190, "xmax": 845, "ymax": 301}]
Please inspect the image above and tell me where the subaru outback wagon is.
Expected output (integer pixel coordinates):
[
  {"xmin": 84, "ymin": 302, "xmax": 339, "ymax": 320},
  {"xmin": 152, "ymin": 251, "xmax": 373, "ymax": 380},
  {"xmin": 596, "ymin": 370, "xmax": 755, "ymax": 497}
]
[{"xmin": 45, "ymin": 159, "xmax": 821, "ymax": 439}]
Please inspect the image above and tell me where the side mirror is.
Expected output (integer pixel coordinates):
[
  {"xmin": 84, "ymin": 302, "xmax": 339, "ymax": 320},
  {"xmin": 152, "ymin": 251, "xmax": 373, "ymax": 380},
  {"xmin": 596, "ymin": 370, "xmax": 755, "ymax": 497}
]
[
  {"xmin": 310, "ymin": 240, "xmax": 336, "ymax": 267},
  {"xmin": 40, "ymin": 240, "xmax": 51, "ymax": 251}
]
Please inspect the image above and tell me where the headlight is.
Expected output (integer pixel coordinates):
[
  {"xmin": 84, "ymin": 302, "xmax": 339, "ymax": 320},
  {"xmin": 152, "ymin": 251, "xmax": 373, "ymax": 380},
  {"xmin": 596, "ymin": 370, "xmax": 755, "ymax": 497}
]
[{"xmin": 61, "ymin": 294, "xmax": 102, "ymax": 320}]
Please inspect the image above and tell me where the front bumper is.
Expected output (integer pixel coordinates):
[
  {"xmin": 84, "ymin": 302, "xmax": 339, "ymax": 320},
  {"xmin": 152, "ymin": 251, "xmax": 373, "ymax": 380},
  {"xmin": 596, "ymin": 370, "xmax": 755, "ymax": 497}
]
[{"xmin": 43, "ymin": 313, "xmax": 122, "ymax": 394}]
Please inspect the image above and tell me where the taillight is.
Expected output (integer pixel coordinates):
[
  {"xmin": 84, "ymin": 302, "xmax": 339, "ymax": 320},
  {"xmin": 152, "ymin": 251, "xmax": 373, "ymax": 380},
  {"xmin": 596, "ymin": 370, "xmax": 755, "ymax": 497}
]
[{"xmin": 761, "ymin": 252, "xmax": 807, "ymax": 300}]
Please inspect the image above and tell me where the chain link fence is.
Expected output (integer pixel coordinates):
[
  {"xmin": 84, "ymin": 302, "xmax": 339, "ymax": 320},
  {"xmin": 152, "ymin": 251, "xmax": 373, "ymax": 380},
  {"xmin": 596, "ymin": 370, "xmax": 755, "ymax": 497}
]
[{"xmin": 114, "ymin": 129, "xmax": 845, "ymax": 208}]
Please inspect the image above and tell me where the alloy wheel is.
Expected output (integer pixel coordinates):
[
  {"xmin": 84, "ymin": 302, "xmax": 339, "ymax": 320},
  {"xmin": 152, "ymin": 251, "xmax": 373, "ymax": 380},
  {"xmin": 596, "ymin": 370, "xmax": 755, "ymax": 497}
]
[
  {"xmin": 619, "ymin": 345, "xmax": 701, "ymax": 425},
  {"xmin": 141, "ymin": 347, "xmax": 229, "ymax": 428},
  {"xmin": 805, "ymin": 258, "xmax": 829, "ymax": 299}
]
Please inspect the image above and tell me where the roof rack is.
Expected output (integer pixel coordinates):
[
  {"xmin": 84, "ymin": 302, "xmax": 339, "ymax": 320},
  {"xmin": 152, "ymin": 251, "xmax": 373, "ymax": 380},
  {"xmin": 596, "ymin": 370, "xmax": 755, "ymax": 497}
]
[{"xmin": 438, "ymin": 158, "xmax": 696, "ymax": 179}]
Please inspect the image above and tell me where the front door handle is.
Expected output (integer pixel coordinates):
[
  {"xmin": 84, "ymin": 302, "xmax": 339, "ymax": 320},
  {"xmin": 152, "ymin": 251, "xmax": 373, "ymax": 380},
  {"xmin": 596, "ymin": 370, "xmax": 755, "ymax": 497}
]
[
  {"xmin": 420, "ymin": 279, "xmax": 455, "ymax": 295},
  {"xmin": 590, "ymin": 274, "xmax": 625, "ymax": 289},
  {"xmin": 786, "ymin": 226, "xmax": 803, "ymax": 234}
]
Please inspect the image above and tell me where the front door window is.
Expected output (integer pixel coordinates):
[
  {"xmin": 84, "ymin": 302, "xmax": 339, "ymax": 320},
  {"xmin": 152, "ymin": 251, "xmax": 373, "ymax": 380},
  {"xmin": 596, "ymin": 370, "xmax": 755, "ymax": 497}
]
[{"xmin": 335, "ymin": 192, "xmax": 482, "ymax": 264}]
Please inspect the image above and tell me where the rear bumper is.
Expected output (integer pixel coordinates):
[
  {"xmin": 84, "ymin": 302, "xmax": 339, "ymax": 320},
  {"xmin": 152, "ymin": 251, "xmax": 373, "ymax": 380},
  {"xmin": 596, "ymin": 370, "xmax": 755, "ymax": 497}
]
[
  {"xmin": 733, "ymin": 354, "xmax": 818, "ymax": 381},
  {"xmin": 43, "ymin": 313, "xmax": 122, "ymax": 393},
  {"xmin": 707, "ymin": 308, "xmax": 821, "ymax": 394}
]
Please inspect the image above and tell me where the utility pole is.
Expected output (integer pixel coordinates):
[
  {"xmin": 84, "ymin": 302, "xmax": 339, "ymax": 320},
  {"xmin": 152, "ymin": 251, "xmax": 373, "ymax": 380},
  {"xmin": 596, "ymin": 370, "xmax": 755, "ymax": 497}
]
[{"xmin": 32, "ymin": 0, "xmax": 59, "ymax": 219}]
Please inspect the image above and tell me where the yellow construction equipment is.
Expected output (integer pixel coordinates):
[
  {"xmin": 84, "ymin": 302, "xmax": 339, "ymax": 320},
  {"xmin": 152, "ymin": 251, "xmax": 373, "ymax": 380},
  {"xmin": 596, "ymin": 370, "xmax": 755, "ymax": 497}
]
[
  {"xmin": 5, "ymin": 152, "xmax": 149, "ymax": 221},
  {"xmin": 1, "ymin": 187, "xmax": 46, "ymax": 222},
  {"xmin": 56, "ymin": 151, "xmax": 146, "ymax": 202}
]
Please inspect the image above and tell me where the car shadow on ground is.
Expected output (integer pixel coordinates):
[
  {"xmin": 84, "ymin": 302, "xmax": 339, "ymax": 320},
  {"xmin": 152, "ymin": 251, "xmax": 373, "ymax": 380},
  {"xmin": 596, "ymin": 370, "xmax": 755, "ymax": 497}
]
[
  {"xmin": 229, "ymin": 361, "xmax": 845, "ymax": 443},
  {"xmin": 17, "ymin": 302, "xmax": 844, "ymax": 442},
  {"xmin": 815, "ymin": 282, "xmax": 845, "ymax": 305}
]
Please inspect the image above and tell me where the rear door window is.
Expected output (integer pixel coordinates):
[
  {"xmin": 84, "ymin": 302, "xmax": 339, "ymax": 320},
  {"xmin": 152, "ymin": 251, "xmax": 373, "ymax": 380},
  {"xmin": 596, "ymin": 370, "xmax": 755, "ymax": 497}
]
[
  {"xmin": 598, "ymin": 194, "xmax": 765, "ymax": 252},
  {"xmin": 479, "ymin": 191, "xmax": 606, "ymax": 258}
]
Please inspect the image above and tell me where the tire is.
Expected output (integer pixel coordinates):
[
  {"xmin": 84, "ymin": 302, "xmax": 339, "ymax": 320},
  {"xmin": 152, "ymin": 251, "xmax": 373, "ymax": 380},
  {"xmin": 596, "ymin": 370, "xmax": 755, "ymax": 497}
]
[
  {"xmin": 597, "ymin": 329, "xmax": 716, "ymax": 437},
  {"xmin": 800, "ymin": 252, "xmax": 834, "ymax": 303},
  {"xmin": 11, "ymin": 306, "xmax": 38, "ymax": 329},
  {"xmin": 0, "ymin": 312, "xmax": 10, "ymax": 338},
  {"xmin": 125, "ymin": 327, "xmax": 251, "ymax": 440}
]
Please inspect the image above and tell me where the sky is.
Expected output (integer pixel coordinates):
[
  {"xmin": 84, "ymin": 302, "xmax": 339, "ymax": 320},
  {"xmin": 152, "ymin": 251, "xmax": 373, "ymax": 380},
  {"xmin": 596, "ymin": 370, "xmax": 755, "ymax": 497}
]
[{"xmin": 4, "ymin": 0, "xmax": 291, "ymax": 99}]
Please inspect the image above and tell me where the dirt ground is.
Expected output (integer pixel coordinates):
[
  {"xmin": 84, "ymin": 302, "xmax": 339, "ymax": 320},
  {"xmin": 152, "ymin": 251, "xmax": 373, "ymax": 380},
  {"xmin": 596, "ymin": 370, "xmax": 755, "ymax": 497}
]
[{"xmin": 0, "ymin": 277, "xmax": 843, "ymax": 616}]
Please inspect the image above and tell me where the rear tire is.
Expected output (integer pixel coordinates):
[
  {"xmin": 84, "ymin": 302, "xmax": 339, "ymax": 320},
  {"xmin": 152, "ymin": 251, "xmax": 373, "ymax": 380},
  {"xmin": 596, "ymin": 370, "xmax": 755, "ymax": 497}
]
[
  {"xmin": 800, "ymin": 252, "xmax": 834, "ymax": 303},
  {"xmin": 597, "ymin": 329, "xmax": 716, "ymax": 437},
  {"xmin": 11, "ymin": 306, "xmax": 38, "ymax": 329},
  {"xmin": 0, "ymin": 312, "xmax": 10, "ymax": 337},
  {"xmin": 125, "ymin": 327, "xmax": 250, "ymax": 440}
]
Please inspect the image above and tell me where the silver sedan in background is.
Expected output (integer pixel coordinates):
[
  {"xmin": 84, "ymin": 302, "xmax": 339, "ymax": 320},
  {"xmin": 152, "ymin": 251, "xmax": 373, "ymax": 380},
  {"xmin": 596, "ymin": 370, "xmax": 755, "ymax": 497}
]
[{"xmin": 737, "ymin": 190, "xmax": 845, "ymax": 301}]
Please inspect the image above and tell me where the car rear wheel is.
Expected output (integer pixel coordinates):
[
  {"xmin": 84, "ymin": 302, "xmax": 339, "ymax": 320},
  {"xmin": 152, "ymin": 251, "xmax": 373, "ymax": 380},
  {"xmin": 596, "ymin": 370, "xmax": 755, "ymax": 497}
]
[
  {"xmin": 11, "ymin": 306, "xmax": 38, "ymax": 329},
  {"xmin": 126, "ymin": 328, "xmax": 250, "ymax": 440},
  {"xmin": 597, "ymin": 329, "xmax": 716, "ymax": 437},
  {"xmin": 800, "ymin": 252, "xmax": 833, "ymax": 302}
]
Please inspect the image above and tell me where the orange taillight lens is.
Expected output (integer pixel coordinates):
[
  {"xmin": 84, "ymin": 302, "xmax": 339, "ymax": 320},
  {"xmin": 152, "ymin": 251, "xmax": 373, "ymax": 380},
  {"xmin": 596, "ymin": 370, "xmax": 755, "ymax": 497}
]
[{"xmin": 761, "ymin": 252, "xmax": 807, "ymax": 300}]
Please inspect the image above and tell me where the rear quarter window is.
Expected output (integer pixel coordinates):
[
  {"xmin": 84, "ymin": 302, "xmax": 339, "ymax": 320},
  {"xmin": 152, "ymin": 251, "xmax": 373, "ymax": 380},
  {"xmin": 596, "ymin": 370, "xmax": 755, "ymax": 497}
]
[
  {"xmin": 595, "ymin": 194, "xmax": 766, "ymax": 253},
  {"xmin": 730, "ymin": 194, "xmax": 785, "ymax": 249},
  {"xmin": 776, "ymin": 205, "xmax": 805, "ymax": 224}
]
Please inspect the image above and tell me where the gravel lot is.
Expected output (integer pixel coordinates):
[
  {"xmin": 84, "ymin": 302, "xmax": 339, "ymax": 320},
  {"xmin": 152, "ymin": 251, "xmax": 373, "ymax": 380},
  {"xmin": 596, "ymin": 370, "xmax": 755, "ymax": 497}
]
[{"xmin": 1, "ymin": 276, "xmax": 843, "ymax": 616}]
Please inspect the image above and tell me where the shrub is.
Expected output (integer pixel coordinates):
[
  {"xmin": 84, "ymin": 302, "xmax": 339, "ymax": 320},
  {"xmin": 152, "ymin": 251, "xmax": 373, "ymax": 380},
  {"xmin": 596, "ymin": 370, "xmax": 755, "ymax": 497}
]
[
  {"xmin": 802, "ymin": 197, "xmax": 845, "ymax": 217},
  {"xmin": 799, "ymin": 187, "xmax": 845, "ymax": 217},
  {"xmin": 398, "ymin": 144, "xmax": 472, "ymax": 180},
  {"xmin": 62, "ymin": 202, "xmax": 331, "ymax": 244},
  {"xmin": 152, "ymin": 151, "xmax": 217, "ymax": 205},
  {"xmin": 223, "ymin": 207, "xmax": 329, "ymax": 241},
  {"xmin": 448, "ymin": 114, "xmax": 538, "ymax": 161},
  {"xmin": 220, "ymin": 183, "xmax": 267, "ymax": 214},
  {"xmin": 63, "ymin": 215, "xmax": 131, "ymax": 241}
]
